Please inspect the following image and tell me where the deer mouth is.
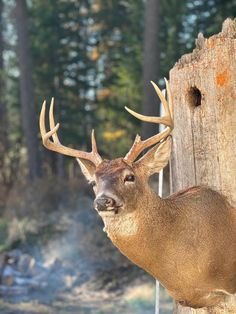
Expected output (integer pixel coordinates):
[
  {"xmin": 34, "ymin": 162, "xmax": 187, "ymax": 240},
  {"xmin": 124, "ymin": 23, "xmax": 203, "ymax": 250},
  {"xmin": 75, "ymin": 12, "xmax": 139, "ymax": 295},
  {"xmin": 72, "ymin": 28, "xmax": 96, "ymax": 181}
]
[{"xmin": 96, "ymin": 205, "xmax": 123, "ymax": 215}]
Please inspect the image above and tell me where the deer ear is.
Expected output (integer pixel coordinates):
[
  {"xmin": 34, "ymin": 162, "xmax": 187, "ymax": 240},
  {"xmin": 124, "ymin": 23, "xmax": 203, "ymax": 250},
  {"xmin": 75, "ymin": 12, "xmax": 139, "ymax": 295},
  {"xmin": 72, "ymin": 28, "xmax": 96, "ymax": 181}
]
[
  {"xmin": 76, "ymin": 158, "xmax": 96, "ymax": 182},
  {"xmin": 135, "ymin": 136, "xmax": 172, "ymax": 176}
]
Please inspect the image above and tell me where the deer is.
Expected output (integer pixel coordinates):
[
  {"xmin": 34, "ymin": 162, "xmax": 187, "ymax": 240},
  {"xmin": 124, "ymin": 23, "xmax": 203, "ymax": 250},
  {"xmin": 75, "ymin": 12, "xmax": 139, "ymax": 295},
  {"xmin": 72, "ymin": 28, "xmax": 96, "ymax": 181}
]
[{"xmin": 39, "ymin": 79, "xmax": 236, "ymax": 309}]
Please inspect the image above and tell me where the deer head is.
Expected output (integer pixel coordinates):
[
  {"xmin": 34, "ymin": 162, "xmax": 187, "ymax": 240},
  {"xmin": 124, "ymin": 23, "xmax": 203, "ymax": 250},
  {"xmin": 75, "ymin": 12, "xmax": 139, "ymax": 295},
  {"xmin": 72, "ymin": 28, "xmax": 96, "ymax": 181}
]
[{"xmin": 40, "ymin": 79, "xmax": 173, "ymax": 218}]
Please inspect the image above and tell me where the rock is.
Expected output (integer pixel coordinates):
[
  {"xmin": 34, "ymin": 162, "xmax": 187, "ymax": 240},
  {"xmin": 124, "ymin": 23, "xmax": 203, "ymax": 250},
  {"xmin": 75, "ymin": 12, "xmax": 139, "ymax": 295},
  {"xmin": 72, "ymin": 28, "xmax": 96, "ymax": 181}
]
[
  {"xmin": 2, "ymin": 265, "xmax": 14, "ymax": 286},
  {"xmin": 17, "ymin": 254, "xmax": 35, "ymax": 274},
  {"xmin": 6, "ymin": 249, "xmax": 21, "ymax": 264}
]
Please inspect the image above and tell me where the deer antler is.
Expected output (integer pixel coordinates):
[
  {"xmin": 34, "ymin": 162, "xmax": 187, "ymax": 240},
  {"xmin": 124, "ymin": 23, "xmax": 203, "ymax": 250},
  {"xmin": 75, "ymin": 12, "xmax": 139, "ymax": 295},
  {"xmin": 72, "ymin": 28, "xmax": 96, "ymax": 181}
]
[
  {"xmin": 39, "ymin": 98, "xmax": 102, "ymax": 166},
  {"xmin": 124, "ymin": 78, "xmax": 174, "ymax": 163}
]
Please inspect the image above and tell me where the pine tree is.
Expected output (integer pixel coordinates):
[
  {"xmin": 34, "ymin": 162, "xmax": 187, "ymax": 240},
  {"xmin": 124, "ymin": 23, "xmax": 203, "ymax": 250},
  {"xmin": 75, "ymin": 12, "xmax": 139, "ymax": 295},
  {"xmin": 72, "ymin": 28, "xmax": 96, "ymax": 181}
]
[
  {"xmin": 15, "ymin": 0, "xmax": 42, "ymax": 180},
  {"xmin": 0, "ymin": 0, "xmax": 7, "ymax": 206},
  {"xmin": 142, "ymin": 0, "xmax": 160, "ymax": 140},
  {"xmin": 92, "ymin": 0, "xmax": 144, "ymax": 157}
]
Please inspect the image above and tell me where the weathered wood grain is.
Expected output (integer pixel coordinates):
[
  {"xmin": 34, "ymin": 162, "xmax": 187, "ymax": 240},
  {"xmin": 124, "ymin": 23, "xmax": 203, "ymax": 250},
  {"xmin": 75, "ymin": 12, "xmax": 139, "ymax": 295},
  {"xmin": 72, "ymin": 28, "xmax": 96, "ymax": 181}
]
[{"xmin": 169, "ymin": 18, "xmax": 236, "ymax": 314}]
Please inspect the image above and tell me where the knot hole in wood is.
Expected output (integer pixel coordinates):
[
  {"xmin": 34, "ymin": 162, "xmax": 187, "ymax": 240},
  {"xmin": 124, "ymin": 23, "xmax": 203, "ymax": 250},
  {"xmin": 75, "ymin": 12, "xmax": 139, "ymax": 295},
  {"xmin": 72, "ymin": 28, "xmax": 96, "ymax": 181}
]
[{"xmin": 188, "ymin": 86, "xmax": 202, "ymax": 108}]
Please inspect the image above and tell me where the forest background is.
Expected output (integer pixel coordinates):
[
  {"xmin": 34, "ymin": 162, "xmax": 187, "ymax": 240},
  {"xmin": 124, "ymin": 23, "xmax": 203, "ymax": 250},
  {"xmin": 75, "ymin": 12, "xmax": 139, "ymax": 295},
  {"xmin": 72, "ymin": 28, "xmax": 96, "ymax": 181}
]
[{"xmin": 0, "ymin": 1, "xmax": 235, "ymax": 313}]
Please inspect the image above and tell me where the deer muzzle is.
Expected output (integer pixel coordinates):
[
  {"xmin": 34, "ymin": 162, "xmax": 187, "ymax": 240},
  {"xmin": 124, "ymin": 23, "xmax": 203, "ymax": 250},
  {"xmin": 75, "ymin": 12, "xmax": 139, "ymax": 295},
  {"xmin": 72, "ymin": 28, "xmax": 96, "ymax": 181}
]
[{"xmin": 94, "ymin": 196, "xmax": 118, "ymax": 212}]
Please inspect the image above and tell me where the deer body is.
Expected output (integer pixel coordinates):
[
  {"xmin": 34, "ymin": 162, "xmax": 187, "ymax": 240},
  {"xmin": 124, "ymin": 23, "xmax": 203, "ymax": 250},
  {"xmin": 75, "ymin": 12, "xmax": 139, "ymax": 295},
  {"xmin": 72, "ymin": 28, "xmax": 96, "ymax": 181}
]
[
  {"xmin": 39, "ymin": 80, "xmax": 236, "ymax": 308},
  {"xmin": 93, "ymin": 159, "xmax": 236, "ymax": 308}
]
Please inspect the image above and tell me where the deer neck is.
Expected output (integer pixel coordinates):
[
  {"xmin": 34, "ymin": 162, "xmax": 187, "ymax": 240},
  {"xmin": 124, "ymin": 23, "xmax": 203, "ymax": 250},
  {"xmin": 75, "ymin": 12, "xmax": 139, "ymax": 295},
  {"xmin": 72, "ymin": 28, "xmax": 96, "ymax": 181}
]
[
  {"xmin": 103, "ymin": 190, "xmax": 166, "ymax": 236},
  {"xmin": 101, "ymin": 189, "xmax": 173, "ymax": 276}
]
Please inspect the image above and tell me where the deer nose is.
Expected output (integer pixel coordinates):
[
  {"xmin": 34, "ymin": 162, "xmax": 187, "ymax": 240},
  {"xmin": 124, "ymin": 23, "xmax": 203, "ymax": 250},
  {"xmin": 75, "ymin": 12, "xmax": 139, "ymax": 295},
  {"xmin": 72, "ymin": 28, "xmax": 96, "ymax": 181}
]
[{"xmin": 94, "ymin": 196, "xmax": 116, "ymax": 211}]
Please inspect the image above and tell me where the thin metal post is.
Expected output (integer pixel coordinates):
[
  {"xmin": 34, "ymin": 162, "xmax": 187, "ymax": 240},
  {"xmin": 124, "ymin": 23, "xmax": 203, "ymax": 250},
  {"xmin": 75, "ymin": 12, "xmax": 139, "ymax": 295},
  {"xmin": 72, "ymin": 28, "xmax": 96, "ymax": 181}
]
[{"xmin": 155, "ymin": 88, "xmax": 166, "ymax": 314}]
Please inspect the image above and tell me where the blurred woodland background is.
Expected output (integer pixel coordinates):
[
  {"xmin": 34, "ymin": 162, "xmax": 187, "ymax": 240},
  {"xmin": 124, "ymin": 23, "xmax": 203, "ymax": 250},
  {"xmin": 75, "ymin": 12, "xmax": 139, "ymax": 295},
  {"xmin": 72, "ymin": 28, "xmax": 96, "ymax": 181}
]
[{"xmin": 0, "ymin": 0, "xmax": 235, "ymax": 313}]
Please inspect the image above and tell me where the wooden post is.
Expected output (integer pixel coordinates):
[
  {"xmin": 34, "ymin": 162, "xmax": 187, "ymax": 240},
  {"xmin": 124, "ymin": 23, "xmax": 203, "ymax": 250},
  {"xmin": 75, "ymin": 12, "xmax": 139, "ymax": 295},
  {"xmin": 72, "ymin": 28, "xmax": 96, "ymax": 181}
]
[{"xmin": 169, "ymin": 18, "xmax": 236, "ymax": 314}]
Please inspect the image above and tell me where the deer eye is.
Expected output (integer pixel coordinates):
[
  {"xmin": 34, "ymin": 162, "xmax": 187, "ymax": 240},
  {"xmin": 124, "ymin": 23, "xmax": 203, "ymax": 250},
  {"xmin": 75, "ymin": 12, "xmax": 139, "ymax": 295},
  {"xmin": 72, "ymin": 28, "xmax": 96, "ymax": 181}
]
[{"xmin": 124, "ymin": 174, "xmax": 135, "ymax": 183}]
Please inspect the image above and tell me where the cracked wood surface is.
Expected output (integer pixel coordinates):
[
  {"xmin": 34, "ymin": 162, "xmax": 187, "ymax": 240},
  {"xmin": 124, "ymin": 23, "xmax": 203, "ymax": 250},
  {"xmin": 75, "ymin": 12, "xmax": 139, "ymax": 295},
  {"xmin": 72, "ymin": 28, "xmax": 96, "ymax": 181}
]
[{"xmin": 169, "ymin": 18, "xmax": 236, "ymax": 314}]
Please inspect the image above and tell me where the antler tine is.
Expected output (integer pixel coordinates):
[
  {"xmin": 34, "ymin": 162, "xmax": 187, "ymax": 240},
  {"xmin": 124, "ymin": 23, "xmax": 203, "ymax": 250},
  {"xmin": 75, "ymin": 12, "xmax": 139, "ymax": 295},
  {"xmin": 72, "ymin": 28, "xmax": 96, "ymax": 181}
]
[
  {"xmin": 39, "ymin": 100, "xmax": 102, "ymax": 166},
  {"xmin": 91, "ymin": 129, "xmax": 99, "ymax": 154},
  {"xmin": 49, "ymin": 97, "xmax": 60, "ymax": 144},
  {"xmin": 124, "ymin": 79, "xmax": 174, "ymax": 163},
  {"xmin": 40, "ymin": 100, "xmax": 60, "ymax": 146}
]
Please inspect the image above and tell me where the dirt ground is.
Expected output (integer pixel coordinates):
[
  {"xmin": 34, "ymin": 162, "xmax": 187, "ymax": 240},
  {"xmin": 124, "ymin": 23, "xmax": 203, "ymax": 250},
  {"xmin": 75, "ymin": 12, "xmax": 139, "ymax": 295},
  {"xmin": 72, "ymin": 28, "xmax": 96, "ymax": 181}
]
[
  {"xmin": 0, "ymin": 192, "xmax": 173, "ymax": 314},
  {"xmin": 0, "ymin": 282, "xmax": 173, "ymax": 314}
]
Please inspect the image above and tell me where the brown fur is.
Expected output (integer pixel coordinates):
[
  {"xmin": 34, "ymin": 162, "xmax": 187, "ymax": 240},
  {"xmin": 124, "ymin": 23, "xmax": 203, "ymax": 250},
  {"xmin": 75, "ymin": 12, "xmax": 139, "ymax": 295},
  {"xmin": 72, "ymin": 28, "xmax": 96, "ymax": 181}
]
[{"xmin": 85, "ymin": 159, "xmax": 236, "ymax": 309}]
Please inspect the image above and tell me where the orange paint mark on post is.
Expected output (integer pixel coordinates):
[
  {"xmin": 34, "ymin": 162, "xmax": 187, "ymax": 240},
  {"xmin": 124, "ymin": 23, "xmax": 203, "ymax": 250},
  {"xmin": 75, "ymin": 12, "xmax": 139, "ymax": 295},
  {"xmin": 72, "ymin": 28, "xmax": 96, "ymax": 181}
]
[{"xmin": 216, "ymin": 69, "xmax": 230, "ymax": 86}]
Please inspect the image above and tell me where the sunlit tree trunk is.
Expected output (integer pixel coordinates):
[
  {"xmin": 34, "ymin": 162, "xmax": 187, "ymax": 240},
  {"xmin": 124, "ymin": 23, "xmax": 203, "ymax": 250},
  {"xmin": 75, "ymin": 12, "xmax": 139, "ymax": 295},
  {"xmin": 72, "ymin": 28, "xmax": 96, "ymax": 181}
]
[
  {"xmin": 15, "ymin": 0, "xmax": 41, "ymax": 180},
  {"xmin": 142, "ymin": 0, "xmax": 160, "ymax": 140}
]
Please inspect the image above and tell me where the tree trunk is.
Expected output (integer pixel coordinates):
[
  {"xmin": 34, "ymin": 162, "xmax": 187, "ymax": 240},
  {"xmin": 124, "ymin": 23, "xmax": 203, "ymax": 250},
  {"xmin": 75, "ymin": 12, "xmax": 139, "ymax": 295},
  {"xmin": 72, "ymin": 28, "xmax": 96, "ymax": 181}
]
[
  {"xmin": 15, "ymin": 0, "xmax": 41, "ymax": 180},
  {"xmin": 0, "ymin": 0, "xmax": 5, "ymax": 171},
  {"xmin": 142, "ymin": 0, "xmax": 160, "ymax": 140},
  {"xmin": 169, "ymin": 18, "xmax": 236, "ymax": 314},
  {"xmin": 0, "ymin": 0, "xmax": 7, "ymax": 207},
  {"xmin": 52, "ymin": 3, "xmax": 65, "ymax": 179}
]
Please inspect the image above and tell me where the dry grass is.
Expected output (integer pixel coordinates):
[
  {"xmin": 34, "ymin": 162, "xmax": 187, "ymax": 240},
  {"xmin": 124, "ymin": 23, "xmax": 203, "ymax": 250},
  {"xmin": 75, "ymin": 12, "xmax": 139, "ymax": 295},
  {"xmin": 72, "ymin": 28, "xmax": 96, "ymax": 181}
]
[{"xmin": 0, "ymin": 301, "xmax": 53, "ymax": 314}]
